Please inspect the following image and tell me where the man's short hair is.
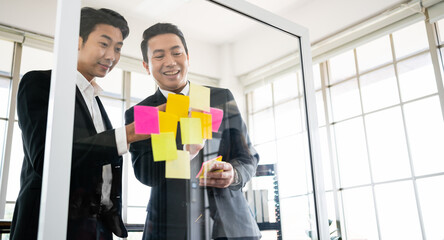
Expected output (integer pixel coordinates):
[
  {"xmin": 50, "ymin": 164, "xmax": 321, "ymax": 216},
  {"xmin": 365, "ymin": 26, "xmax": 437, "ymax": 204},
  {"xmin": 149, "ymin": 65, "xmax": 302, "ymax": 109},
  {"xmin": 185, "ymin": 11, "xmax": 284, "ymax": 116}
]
[
  {"xmin": 79, "ymin": 7, "xmax": 129, "ymax": 43},
  {"xmin": 141, "ymin": 23, "xmax": 188, "ymax": 63}
]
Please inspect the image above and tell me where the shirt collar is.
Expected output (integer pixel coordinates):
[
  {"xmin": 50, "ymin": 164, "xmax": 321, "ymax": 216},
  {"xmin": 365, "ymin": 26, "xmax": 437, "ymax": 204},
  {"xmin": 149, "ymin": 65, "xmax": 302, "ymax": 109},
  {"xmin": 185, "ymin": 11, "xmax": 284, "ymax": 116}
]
[
  {"xmin": 76, "ymin": 71, "xmax": 103, "ymax": 97},
  {"xmin": 159, "ymin": 81, "xmax": 190, "ymax": 99}
]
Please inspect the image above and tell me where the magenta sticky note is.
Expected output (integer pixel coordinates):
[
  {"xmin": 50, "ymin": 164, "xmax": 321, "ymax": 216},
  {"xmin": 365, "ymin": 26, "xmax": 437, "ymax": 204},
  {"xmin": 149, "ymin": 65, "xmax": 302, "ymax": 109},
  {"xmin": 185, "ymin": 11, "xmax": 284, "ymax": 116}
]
[
  {"xmin": 205, "ymin": 108, "xmax": 223, "ymax": 132},
  {"xmin": 134, "ymin": 106, "xmax": 160, "ymax": 134}
]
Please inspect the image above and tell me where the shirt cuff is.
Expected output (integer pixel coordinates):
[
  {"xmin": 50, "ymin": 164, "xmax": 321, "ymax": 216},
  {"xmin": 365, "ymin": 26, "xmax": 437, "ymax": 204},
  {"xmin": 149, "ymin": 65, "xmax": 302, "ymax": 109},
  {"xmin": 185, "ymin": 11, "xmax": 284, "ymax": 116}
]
[
  {"xmin": 115, "ymin": 126, "xmax": 128, "ymax": 156},
  {"xmin": 230, "ymin": 168, "xmax": 241, "ymax": 187}
]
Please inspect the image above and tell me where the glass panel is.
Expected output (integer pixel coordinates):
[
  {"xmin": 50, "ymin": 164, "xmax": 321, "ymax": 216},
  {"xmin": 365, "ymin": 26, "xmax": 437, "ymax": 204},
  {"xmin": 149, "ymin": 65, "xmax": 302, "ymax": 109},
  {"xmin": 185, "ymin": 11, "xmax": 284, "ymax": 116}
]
[
  {"xmin": 131, "ymin": 71, "xmax": 156, "ymax": 100},
  {"xmin": 392, "ymin": 21, "xmax": 429, "ymax": 59},
  {"xmin": 126, "ymin": 232, "xmax": 144, "ymax": 240},
  {"xmin": 7, "ymin": 122, "xmax": 24, "ymax": 202},
  {"xmin": 319, "ymin": 127, "xmax": 333, "ymax": 190},
  {"xmin": 356, "ymin": 36, "xmax": 392, "ymax": 73},
  {"xmin": 329, "ymin": 79, "xmax": 361, "ymax": 122},
  {"xmin": 375, "ymin": 181, "xmax": 422, "ymax": 239},
  {"xmin": 404, "ymin": 96, "xmax": 444, "ymax": 176},
  {"xmin": 417, "ymin": 175, "xmax": 444, "ymax": 239},
  {"xmin": 274, "ymin": 99, "xmax": 302, "ymax": 139},
  {"xmin": 360, "ymin": 65, "xmax": 399, "ymax": 113},
  {"xmin": 99, "ymin": 97, "xmax": 123, "ymax": 127},
  {"xmin": 312, "ymin": 63, "xmax": 322, "ymax": 90},
  {"xmin": 342, "ymin": 187, "xmax": 378, "ymax": 240},
  {"xmin": 0, "ymin": 77, "xmax": 11, "ymax": 118},
  {"xmin": 127, "ymin": 155, "xmax": 151, "ymax": 208},
  {"xmin": 0, "ymin": 39, "xmax": 14, "ymax": 76},
  {"xmin": 20, "ymin": 46, "xmax": 53, "ymax": 75},
  {"xmin": 252, "ymin": 108, "xmax": 275, "ymax": 144},
  {"xmin": 280, "ymin": 196, "xmax": 313, "ymax": 240},
  {"xmin": 334, "ymin": 117, "xmax": 371, "ymax": 187},
  {"xmin": 328, "ymin": 50, "xmax": 356, "ymax": 84},
  {"xmin": 127, "ymin": 207, "xmax": 147, "ymax": 224},
  {"xmin": 398, "ymin": 53, "xmax": 437, "ymax": 101},
  {"xmin": 0, "ymin": 120, "xmax": 6, "ymax": 172},
  {"xmin": 316, "ymin": 91, "xmax": 326, "ymax": 126},
  {"xmin": 254, "ymin": 142, "xmax": 277, "ymax": 164},
  {"xmin": 365, "ymin": 107, "xmax": 411, "ymax": 182},
  {"xmin": 438, "ymin": 18, "xmax": 444, "ymax": 44},
  {"xmin": 4, "ymin": 203, "xmax": 15, "ymax": 221},
  {"xmin": 325, "ymin": 192, "xmax": 340, "ymax": 239},
  {"xmin": 96, "ymin": 68, "xmax": 123, "ymax": 97},
  {"xmin": 273, "ymin": 72, "xmax": 298, "ymax": 104},
  {"xmin": 252, "ymin": 84, "xmax": 272, "ymax": 112}
]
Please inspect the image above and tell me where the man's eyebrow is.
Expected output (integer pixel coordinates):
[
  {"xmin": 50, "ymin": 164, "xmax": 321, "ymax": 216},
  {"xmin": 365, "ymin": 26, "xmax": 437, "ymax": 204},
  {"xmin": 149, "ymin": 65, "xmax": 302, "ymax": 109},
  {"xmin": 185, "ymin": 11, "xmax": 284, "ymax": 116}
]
[
  {"xmin": 100, "ymin": 35, "xmax": 123, "ymax": 45},
  {"xmin": 170, "ymin": 45, "xmax": 182, "ymax": 51},
  {"xmin": 152, "ymin": 49, "xmax": 165, "ymax": 55}
]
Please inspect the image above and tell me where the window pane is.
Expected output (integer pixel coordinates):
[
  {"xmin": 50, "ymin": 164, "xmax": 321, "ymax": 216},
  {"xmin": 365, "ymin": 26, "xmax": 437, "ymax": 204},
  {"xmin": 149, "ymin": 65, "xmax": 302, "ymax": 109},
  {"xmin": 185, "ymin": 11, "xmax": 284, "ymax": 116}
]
[
  {"xmin": 398, "ymin": 53, "xmax": 437, "ymax": 101},
  {"xmin": 7, "ymin": 122, "xmax": 23, "ymax": 202},
  {"xmin": 127, "ymin": 156, "xmax": 151, "ymax": 207},
  {"xmin": 319, "ymin": 127, "xmax": 333, "ymax": 190},
  {"xmin": 365, "ymin": 107, "xmax": 411, "ymax": 182},
  {"xmin": 127, "ymin": 206, "xmax": 147, "ymax": 224},
  {"xmin": 438, "ymin": 18, "xmax": 444, "ymax": 44},
  {"xmin": 99, "ymin": 97, "xmax": 123, "ymax": 127},
  {"xmin": 329, "ymin": 79, "xmax": 361, "ymax": 122},
  {"xmin": 280, "ymin": 196, "xmax": 313, "ymax": 240},
  {"xmin": 0, "ymin": 39, "xmax": 14, "ymax": 76},
  {"xmin": 316, "ymin": 91, "xmax": 326, "ymax": 126},
  {"xmin": 360, "ymin": 65, "xmax": 399, "ymax": 113},
  {"xmin": 252, "ymin": 109, "xmax": 275, "ymax": 144},
  {"xmin": 0, "ymin": 120, "xmax": 6, "ymax": 171},
  {"xmin": 254, "ymin": 142, "xmax": 277, "ymax": 164},
  {"xmin": 131, "ymin": 71, "xmax": 156, "ymax": 100},
  {"xmin": 417, "ymin": 175, "xmax": 444, "ymax": 239},
  {"xmin": 4, "ymin": 203, "xmax": 15, "ymax": 221},
  {"xmin": 274, "ymin": 99, "xmax": 302, "ymax": 138},
  {"xmin": 334, "ymin": 118, "xmax": 371, "ymax": 187},
  {"xmin": 277, "ymin": 134, "xmax": 310, "ymax": 197},
  {"xmin": 252, "ymin": 84, "xmax": 272, "ymax": 112},
  {"xmin": 273, "ymin": 72, "xmax": 298, "ymax": 104},
  {"xmin": 356, "ymin": 36, "xmax": 392, "ymax": 72},
  {"xmin": 392, "ymin": 21, "xmax": 429, "ymax": 59},
  {"xmin": 325, "ymin": 192, "xmax": 340, "ymax": 239},
  {"xmin": 313, "ymin": 63, "xmax": 322, "ymax": 90},
  {"xmin": 0, "ymin": 77, "xmax": 11, "ymax": 118},
  {"xmin": 329, "ymin": 50, "xmax": 356, "ymax": 84},
  {"xmin": 404, "ymin": 96, "xmax": 444, "ymax": 176},
  {"xmin": 375, "ymin": 181, "xmax": 422, "ymax": 239},
  {"xmin": 96, "ymin": 68, "xmax": 123, "ymax": 97},
  {"xmin": 20, "ymin": 46, "xmax": 53, "ymax": 75},
  {"xmin": 342, "ymin": 187, "xmax": 378, "ymax": 240}
]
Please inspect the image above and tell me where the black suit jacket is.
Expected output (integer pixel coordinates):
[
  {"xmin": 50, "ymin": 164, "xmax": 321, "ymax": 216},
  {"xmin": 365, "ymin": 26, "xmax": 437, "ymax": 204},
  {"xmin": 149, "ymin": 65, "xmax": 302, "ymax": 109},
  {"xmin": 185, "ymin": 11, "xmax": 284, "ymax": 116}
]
[
  {"xmin": 11, "ymin": 70, "xmax": 127, "ymax": 240},
  {"xmin": 125, "ymin": 87, "xmax": 261, "ymax": 240}
]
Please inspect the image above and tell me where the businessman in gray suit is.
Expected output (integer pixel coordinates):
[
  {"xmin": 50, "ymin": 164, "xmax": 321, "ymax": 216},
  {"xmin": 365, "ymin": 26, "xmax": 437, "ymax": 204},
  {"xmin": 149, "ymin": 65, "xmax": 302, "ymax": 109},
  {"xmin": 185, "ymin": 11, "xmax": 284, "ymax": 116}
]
[{"xmin": 125, "ymin": 23, "xmax": 261, "ymax": 240}]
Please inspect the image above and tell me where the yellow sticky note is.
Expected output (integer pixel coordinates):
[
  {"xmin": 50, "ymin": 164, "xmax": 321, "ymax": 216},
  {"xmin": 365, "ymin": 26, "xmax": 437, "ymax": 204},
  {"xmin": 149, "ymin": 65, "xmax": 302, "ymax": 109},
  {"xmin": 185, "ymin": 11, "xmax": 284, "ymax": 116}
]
[
  {"xmin": 166, "ymin": 93, "xmax": 190, "ymax": 118},
  {"xmin": 166, "ymin": 150, "xmax": 190, "ymax": 179},
  {"xmin": 196, "ymin": 156, "xmax": 223, "ymax": 178},
  {"xmin": 159, "ymin": 111, "xmax": 179, "ymax": 137},
  {"xmin": 151, "ymin": 132, "xmax": 177, "ymax": 161},
  {"xmin": 191, "ymin": 111, "xmax": 212, "ymax": 139},
  {"xmin": 180, "ymin": 118, "xmax": 203, "ymax": 144},
  {"xmin": 190, "ymin": 83, "xmax": 210, "ymax": 112}
]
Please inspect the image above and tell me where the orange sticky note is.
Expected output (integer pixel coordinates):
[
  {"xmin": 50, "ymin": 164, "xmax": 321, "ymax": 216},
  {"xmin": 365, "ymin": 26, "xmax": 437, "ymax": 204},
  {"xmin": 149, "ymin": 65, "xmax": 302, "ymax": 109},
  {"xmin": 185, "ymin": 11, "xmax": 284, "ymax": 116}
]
[
  {"xmin": 196, "ymin": 156, "xmax": 223, "ymax": 178},
  {"xmin": 151, "ymin": 132, "xmax": 177, "ymax": 161},
  {"xmin": 166, "ymin": 93, "xmax": 190, "ymax": 118},
  {"xmin": 159, "ymin": 111, "xmax": 179, "ymax": 137},
  {"xmin": 166, "ymin": 150, "xmax": 190, "ymax": 179},
  {"xmin": 190, "ymin": 83, "xmax": 210, "ymax": 112},
  {"xmin": 180, "ymin": 118, "xmax": 203, "ymax": 144},
  {"xmin": 191, "ymin": 111, "xmax": 212, "ymax": 139}
]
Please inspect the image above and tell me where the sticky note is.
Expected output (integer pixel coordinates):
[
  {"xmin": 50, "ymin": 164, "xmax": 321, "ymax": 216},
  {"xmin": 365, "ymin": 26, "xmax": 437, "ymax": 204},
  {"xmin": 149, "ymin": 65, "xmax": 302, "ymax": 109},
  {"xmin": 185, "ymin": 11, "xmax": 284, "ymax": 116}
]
[
  {"xmin": 180, "ymin": 118, "xmax": 203, "ymax": 144},
  {"xmin": 205, "ymin": 108, "xmax": 224, "ymax": 132},
  {"xmin": 159, "ymin": 111, "xmax": 179, "ymax": 137},
  {"xmin": 166, "ymin": 150, "xmax": 190, "ymax": 179},
  {"xmin": 134, "ymin": 106, "xmax": 159, "ymax": 134},
  {"xmin": 190, "ymin": 83, "xmax": 210, "ymax": 112},
  {"xmin": 196, "ymin": 156, "xmax": 223, "ymax": 178},
  {"xmin": 151, "ymin": 132, "xmax": 177, "ymax": 161},
  {"xmin": 166, "ymin": 93, "xmax": 190, "ymax": 118},
  {"xmin": 191, "ymin": 111, "xmax": 212, "ymax": 139}
]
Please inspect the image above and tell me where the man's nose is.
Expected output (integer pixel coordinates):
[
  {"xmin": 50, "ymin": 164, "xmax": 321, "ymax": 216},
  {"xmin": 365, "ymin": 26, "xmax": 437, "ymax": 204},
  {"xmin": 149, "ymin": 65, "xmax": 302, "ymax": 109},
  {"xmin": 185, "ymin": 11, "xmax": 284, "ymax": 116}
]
[
  {"xmin": 104, "ymin": 48, "xmax": 116, "ymax": 62},
  {"xmin": 164, "ymin": 54, "xmax": 177, "ymax": 67}
]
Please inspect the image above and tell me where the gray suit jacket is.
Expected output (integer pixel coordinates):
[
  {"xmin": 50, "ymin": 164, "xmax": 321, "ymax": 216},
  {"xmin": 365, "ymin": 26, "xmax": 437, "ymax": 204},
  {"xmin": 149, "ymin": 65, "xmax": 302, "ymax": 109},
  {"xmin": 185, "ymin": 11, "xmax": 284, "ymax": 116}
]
[{"xmin": 125, "ymin": 86, "xmax": 261, "ymax": 239}]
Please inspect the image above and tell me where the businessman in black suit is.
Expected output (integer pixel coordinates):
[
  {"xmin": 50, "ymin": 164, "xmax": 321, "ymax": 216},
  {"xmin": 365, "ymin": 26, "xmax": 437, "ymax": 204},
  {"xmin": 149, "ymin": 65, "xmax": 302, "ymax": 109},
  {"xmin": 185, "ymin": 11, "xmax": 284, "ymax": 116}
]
[
  {"xmin": 125, "ymin": 23, "xmax": 261, "ymax": 240},
  {"xmin": 11, "ymin": 7, "xmax": 153, "ymax": 240}
]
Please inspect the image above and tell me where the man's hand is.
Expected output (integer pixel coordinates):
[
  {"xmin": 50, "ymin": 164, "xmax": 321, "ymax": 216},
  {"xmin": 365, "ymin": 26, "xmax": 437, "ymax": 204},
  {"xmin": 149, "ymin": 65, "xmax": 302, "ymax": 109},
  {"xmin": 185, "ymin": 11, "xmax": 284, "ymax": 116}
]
[{"xmin": 199, "ymin": 162, "xmax": 234, "ymax": 188}]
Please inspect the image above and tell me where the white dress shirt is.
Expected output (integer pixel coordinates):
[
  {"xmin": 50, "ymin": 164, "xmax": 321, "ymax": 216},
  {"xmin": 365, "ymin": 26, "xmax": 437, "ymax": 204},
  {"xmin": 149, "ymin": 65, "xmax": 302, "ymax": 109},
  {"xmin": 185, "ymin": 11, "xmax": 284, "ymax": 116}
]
[{"xmin": 76, "ymin": 71, "xmax": 128, "ymax": 209}]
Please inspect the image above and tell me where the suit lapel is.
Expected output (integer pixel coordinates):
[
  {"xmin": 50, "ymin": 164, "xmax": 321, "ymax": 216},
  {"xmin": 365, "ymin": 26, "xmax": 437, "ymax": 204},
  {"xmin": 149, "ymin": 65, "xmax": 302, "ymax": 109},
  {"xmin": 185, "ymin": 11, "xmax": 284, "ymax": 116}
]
[
  {"xmin": 75, "ymin": 87, "xmax": 97, "ymax": 134},
  {"xmin": 95, "ymin": 96, "xmax": 113, "ymax": 130}
]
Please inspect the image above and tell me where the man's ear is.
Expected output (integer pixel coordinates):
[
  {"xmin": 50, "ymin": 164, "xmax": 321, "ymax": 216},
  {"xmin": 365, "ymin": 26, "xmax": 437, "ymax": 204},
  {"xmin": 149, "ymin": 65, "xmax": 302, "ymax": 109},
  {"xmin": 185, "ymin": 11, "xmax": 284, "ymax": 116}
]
[
  {"xmin": 78, "ymin": 37, "xmax": 83, "ymax": 50},
  {"xmin": 142, "ymin": 61, "xmax": 151, "ymax": 75}
]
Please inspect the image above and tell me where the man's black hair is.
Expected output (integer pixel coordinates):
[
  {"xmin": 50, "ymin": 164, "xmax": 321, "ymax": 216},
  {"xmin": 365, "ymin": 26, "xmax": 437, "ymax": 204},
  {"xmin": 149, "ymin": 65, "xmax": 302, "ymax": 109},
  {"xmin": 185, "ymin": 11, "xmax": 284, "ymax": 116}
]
[
  {"xmin": 79, "ymin": 7, "xmax": 129, "ymax": 43},
  {"xmin": 140, "ymin": 23, "xmax": 188, "ymax": 63}
]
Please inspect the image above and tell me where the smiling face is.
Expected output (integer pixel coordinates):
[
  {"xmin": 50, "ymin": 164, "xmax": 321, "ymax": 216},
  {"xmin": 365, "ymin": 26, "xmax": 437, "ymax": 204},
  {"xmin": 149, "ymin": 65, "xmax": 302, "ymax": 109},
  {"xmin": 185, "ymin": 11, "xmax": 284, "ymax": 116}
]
[
  {"xmin": 77, "ymin": 24, "xmax": 123, "ymax": 81},
  {"xmin": 143, "ymin": 33, "xmax": 189, "ymax": 93}
]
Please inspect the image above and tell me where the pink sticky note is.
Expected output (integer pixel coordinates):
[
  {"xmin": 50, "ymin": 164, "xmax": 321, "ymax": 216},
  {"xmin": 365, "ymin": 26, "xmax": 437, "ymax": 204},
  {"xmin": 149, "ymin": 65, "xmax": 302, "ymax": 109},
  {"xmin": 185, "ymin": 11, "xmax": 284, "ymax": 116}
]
[
  {"xmin": 134, "ymin": 106, "xmax": 160, "ymax": 134},
  {"xmin": 205, "ymin": 108, "xmax": 223, "ymax": 132}
]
